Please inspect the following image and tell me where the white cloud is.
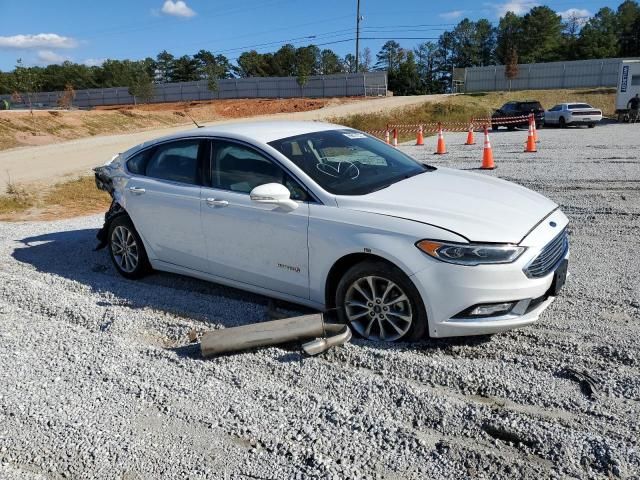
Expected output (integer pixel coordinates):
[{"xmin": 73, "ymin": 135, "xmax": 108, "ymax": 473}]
[
  {"xmin": 37, "ymin": 50, "xmax": 70, "ymax": 64},
  {"xmin": 559, "ymin": 8, "xmax": 591, "ymax": 25},
  {"xmin": 490, "ymin": 0, "xmax": 539, "ymax": 17},
  {"xmin": 0, "ymin": 33, "xmax": 77, "ymax": 50},
  {"xmin": 161, "ymin": 0, "xmax": 196, "ymax": 18},
  {"xmin": 439, "ymin": 10, "xmax": 466, "ymax": 20},
  {"xmin": 83, "ymin": 58, "xmax": 107, "ymax": 67}
]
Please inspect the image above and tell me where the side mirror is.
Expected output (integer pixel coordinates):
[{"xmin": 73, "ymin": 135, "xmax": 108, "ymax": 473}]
[{"xmin": 250, "ymin": 183, "xmax": 298, "ymax": 211}]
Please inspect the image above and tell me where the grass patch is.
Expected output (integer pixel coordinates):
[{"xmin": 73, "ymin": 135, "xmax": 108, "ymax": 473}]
[
  {"xmin": 1, "ymin": 176, "xmax": 110, "ymax": 220},
  {"xmin": 0, "ymin": 182, "xmax": 34, "ymax": 214},
  {"xmin": 44, "ymin": 176, "xmax": 111, "ymax": 215}
]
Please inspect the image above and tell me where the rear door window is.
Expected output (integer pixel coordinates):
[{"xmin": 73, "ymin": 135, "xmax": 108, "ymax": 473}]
[{"xmin": 145, "ymin": 140, "xmax": 202, "ymax": 185}]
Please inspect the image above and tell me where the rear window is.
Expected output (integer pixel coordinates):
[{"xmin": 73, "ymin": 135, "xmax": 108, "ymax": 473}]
[
  {"xmin": 520, "ymin": 102, "xmax": 542, "ymax": 110},
  {"xmin": 568, "ymin": 104, "xmax": 593, "ymax": 109},
  {"xmin": 127, "ymin": 149, "xmax": 153, "ymax": 175},
  {"xmin": 145, "ymin": 140, "xmax": 201, "ymax": 185}
]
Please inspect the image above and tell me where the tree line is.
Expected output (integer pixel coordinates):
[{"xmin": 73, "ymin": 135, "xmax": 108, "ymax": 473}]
[
  {"xmin": 1, "ymin": 0, "xmax": 638, "ymax": 99},
  {"xmin": 381, "ymin": 0, "xmax": 640, "ymax": 94}
]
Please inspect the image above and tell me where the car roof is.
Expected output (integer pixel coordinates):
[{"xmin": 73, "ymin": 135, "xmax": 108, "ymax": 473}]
[{"xmin": 148, "ymin": 120, "xmax": 344, "ymax": 146}]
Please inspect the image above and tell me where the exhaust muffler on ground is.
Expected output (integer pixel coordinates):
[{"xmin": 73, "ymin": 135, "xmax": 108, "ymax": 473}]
[{"xmin": 200, "ymin": 313, "xmax": 351, "ymax": 358}]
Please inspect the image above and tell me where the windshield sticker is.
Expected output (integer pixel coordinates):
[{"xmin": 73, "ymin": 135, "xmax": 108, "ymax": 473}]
[{"xmin": 343, "ymin": 133, "xmax": 368, "ymax": 139}]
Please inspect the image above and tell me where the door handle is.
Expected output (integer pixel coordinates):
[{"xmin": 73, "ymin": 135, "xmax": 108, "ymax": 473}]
[
  {"xmin": 205, "ymin": 198, "xmax": 229, "ymax": 207},
  {"xmin": 129, "ymin": 186, "xmax": 146, "ymax": 195}
]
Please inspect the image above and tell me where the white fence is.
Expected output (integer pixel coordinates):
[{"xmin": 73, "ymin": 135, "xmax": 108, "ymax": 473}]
[
  {"xmin": 461, "ymin": 59, "xmax": 636, "ymax": 92},
  {"xmin": 1, "ymin": 72, "xmax": 387, "ymax": 109}
]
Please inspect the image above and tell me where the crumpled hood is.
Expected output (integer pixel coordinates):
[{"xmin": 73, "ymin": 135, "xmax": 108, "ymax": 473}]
[{"xmin": 335, "ymin": 167, "xmax": 557, "ymax": 243}]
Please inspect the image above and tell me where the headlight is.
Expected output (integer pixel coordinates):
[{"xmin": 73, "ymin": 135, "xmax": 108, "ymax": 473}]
[{"xmin": 416, "ymin": 240, "xmax": 525, "ymax": 266}]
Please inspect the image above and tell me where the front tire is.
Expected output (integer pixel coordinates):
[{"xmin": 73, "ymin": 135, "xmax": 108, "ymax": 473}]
[
  {"xmin": 336, "ymin": 261, "xmax": 428, "ymax": 342},
  {"xmin": 559, "ymin": 117, "xmax": 566, "ymax": 128},
  {"xmin": 108, "ymin": 215, "xmax": 151, "ymax": 279}
]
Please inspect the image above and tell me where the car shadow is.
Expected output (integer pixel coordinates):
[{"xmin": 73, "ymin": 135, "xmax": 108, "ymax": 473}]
[
  {"xmin": 13, "ymin": 227, "xmax": 492, "ymax": 357},
  {"xmin": 13, "ymin": 228, "xmax": 311, "ymax": 330}
]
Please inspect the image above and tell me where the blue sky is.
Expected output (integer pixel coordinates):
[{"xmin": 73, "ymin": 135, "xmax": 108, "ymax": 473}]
[{"xmin": 0, "ymin": 0, "xmax": 622, "ymax": 71}]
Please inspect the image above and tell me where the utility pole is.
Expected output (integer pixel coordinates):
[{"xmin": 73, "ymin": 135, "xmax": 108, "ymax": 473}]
[{"xmin": 355, "ymin": 0, "xmax": 361, "ymax": 73}]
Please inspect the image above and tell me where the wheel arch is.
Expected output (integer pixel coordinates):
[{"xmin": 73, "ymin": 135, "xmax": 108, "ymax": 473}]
[{"xmin": 324, "ymin": 252, "xmax": 407, "ymax": 309}]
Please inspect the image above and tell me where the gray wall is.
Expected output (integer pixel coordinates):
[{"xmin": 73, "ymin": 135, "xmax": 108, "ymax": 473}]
[
  {"xmin": 462, "ymin": 59, "xmax": 634, "ymax": 92},
  {"xmin": 1, "ymin": 72, "xmax": 387, "ymax": 109}
]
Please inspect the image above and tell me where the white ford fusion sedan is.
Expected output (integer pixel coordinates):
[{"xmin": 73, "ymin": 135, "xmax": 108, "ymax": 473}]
[{"xmin": 94, "ymin": 121, "xmax": 569, "ymax": 341}]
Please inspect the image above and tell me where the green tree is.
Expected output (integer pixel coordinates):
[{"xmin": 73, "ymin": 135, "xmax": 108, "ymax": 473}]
[
  {"xmin": 375, "ymin": 40, "xmax": 404, "ymax": 72},
  {"xmin": 156, "ymin": 50, "xmax": 175, "ymax": 83},
  {"xmin": 450, "ymin": 19, "xmax": 477, "ymax": 67},
  {"xmin": 576, "ymin": 7, "xmax": 620, "ymax": 58},
  {"xmin": 272, "ymin": 44, "xmax": 297, "ymax": 76},
  {"xmin": 295, "ymin": 45, "xmax": 319, "ymax": 90},
  {"xmin": 433, "ymin": 31, "xmax": 454, "ymax": 92},
  {"xmin": 618, "ymin": 0, "xmax": 640, "ymax": 56},
  {"xmin": 127, "ymin": 64, "xmax": 155, "ymax": 104},
  {"xmin": 12, "ymin": 59, "xmax": 41, "ymax": 130},
  {"xmin": 519, "ymin": 6, "xmax": 564, "ymax": 62},
  {"xmin": 236, "ymin": 50, "xmax": 271, "ymax": 77},
  {"xmin": 394, "ymin": 51, "xmax": 421, "ymax": 95},
  {"xmin": 172, "ymin": 55, "xmax": 199, "ymax": 82},
  {"xmin": 414, "ymin": 42, "xmax": 439, "ymax": 93},
  {"xmin": 495, "ymin": 12, "xmax": 524, "ymax": 64},
  {"xmin": 474, "ymin": 19, "xmax": 496, "ymax": 66},
  {"xmin": 319, "ymin": 49, "xmax": 343, "ymax": 74}
]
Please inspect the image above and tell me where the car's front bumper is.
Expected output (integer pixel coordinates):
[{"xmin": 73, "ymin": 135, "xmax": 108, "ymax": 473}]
[{"xmin": 410, "ymin": 209, "xmax": 569, "ymax": 338}]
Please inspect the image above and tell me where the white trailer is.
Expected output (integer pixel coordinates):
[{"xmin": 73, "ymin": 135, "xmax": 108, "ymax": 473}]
[{"xmin": 616, "ymin": 59, "xmax": 640, "ymax": 122}]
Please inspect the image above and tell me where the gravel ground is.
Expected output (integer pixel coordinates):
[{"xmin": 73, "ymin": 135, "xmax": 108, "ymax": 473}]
[{"xmin": 1, "ymin": 122, "xmax": 639, "ymax": 479}]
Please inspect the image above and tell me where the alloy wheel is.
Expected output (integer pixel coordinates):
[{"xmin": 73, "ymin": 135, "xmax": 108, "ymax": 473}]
[
  {"xmin": 344, "ymin": 275, "xmax": 413, "ymax": 341},
  {"xmin": 111, "ymin": 225, "xmax": 139, "ymax": 273}
]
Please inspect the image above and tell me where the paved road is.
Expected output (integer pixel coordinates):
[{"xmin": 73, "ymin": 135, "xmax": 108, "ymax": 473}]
[{"xmin": 0, "ymin": 95, "xmax": 448, "ymax": 192}]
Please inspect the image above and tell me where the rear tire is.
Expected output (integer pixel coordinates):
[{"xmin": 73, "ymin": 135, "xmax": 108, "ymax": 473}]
[
  {"xmin": 108, "ymin": 215, "xmax": 151, "ymax": 279},
  {"xmin": 335, "ymin": 260, "xmax": 428, "ymax": 342},
  {"xmin": 588, "ymin": 123, "xmax": 595, "ymax": 128}
]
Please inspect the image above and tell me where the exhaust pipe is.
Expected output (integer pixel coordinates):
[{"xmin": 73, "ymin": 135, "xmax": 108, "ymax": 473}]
[
  {"xmin": 200, "ymin": 313, "xmax": 351, "ymax": 358},
  {"xmin": 301, "ymin": 323, "xmax": 351, "ymax": 356}
]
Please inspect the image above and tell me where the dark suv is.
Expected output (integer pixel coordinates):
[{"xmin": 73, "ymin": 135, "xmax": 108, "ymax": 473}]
[{"xmin": 491, "ymin": 101, "xmax": 545, "ymax": 130}]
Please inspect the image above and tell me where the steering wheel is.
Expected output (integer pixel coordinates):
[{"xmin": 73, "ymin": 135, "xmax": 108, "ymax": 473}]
[{"xmin": 315, "ymin": 159, "xmax": 360, "ymax": 180}]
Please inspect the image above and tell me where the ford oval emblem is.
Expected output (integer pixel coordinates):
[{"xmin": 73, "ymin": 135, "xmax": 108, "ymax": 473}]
[{"xmin": 549, "ymin": 221, "xmax": 557, "ymax": 227}]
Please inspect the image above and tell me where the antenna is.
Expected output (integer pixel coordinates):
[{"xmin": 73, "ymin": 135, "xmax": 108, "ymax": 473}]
[
  {"xmin": 355, "ymin": 0, "xmax": 362, "ymax": 73},
  {"xmin": 184, "ymin": 111, "xmax": 204, "ymax": 128}
]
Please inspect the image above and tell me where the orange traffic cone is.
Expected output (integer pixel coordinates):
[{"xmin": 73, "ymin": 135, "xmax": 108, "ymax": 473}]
[
  {"xmin": 416, "ymin": 125, "xmax": 424, "ymax": 146},
  {"xmin": 481, "ymin": 126, "xmax": 495, "ymax": 170},
  {"xmin": 533, "ymin": 118, "xmax": 539, "ymax": 143},
  {"xmin": 385, "ymin": 129, "xmax": 390, "ymax": 144},
  {"xmin": 465, "ymin": 123, "xmax": 475, "ymax": 145},
  {"xmin": 524, "ymin": 117, "xmax": 537, "ymax": 153},
  {"xmin": 392, "ymin": 128, "xmax": 398, "ymax": 148},
  {"xmin": 435, "ymin": 123, "xmax": 447, "ymax": 154}
]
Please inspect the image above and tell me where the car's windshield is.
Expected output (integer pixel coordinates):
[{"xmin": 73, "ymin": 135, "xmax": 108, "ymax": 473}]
[{"xmin": 268, "ymin": 129, "xmax": 434, "ymax": 195}]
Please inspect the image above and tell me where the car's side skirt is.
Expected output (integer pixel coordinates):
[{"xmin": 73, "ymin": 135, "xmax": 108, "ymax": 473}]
[{"xmin": 152, "ymin": 259, "xmax": 326, "ymax": 311}]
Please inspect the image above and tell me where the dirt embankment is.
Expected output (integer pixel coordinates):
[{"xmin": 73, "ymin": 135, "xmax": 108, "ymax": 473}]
[{"xmin": 0, "ymin": 97, "xmax": 361, "ymax": 151}]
